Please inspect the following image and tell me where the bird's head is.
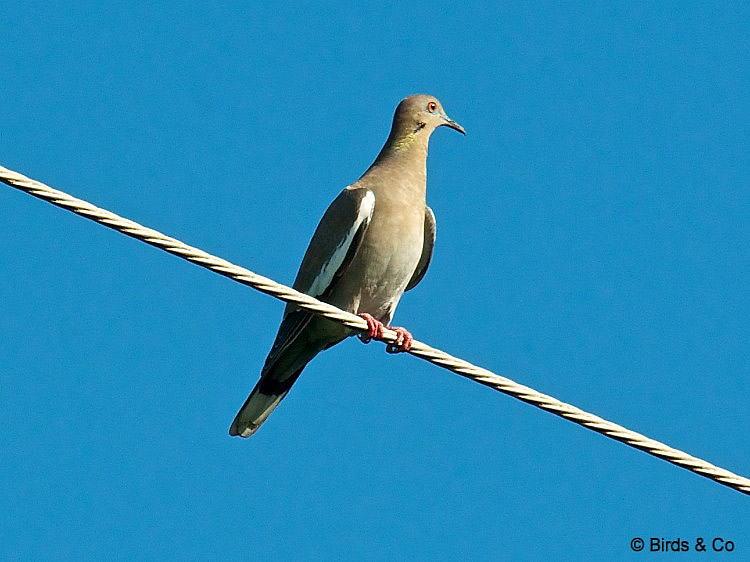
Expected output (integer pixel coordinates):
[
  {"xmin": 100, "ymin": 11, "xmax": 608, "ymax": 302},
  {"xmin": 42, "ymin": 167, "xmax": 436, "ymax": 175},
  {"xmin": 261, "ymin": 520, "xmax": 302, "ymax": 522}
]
[{"xmin": 389, "ymin": 94, "xmax": 465, "ymax": 149}]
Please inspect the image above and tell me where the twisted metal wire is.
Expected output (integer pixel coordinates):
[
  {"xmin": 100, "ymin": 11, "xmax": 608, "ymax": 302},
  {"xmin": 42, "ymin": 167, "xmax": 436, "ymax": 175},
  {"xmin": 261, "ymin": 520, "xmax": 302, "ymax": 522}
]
[{"xmin": 2, "ymin": 164, "xmax": 748, "ymax": 496}]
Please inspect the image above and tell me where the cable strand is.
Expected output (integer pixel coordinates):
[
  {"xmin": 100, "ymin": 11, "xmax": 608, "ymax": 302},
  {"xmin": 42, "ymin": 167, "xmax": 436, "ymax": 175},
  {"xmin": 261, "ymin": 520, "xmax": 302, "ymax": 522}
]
[{"xmin": 2, "ymin": 164, "xmax": 748, "ymax": 496}]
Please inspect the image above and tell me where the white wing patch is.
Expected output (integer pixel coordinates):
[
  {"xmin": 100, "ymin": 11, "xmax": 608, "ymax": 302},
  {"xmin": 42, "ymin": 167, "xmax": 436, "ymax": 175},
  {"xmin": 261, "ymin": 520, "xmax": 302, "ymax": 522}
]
[{"xmin": 308, "ymin": 190, "xmax": 375, "ymax": 297}]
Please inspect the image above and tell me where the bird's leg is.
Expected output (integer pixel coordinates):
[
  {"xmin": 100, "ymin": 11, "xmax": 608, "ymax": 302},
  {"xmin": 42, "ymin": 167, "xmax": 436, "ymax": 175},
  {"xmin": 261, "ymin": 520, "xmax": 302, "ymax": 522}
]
[
  {"xmin": 385, "ymin": 326, "xmax": 413, "ymax": 353},
  {"xmin": 357, "ymin": 313, "xmax": 384, "ymax": 344},
  {"xmin": 357, "ymin": 313, "xmax": 413, "ymax": 353}
]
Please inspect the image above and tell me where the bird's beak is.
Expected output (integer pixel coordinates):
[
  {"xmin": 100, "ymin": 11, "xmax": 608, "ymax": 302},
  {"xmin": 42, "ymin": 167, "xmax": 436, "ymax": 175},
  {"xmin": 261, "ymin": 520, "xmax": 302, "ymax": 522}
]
[{"xmin": 442, "ymin": 115, "xmax": 466, "ymax": 135}]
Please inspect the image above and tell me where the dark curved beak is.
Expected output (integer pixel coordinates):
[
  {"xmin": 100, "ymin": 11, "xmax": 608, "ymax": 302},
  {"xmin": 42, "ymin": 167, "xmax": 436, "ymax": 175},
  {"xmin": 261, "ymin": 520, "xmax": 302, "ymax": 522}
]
[{"xmin": 442, "ymin": 116, "xmax": 466, "ymax": 135}]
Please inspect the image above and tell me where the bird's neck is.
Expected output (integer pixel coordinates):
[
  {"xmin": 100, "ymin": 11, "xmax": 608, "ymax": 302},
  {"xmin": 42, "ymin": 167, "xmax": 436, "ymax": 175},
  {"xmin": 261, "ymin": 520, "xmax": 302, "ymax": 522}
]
[
  {"xmin": 380, "ymin": 127, "xmax": 430, "ymax": 159},
  {"xmin": 362, "ymin": 131, "xmax": 430, "ymax": 192}
]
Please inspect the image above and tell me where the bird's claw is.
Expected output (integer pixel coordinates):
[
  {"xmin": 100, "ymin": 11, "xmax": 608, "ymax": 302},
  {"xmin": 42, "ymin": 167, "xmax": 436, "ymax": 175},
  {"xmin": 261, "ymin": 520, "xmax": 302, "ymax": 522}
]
[
  {"xmin": 358, "ymin": 313, "xmax": 384, "ymax": 344},
  {"xmin": 357, "ymin": 313, "xmax": 412, "ymax": 353},
  {"xmin": 385, "ymin": 326, "xmax": 413, "ymax": 353}
]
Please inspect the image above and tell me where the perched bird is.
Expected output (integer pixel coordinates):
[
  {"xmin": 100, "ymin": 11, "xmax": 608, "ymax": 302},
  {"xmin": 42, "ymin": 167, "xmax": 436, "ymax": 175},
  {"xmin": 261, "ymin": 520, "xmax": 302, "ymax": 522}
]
[{"xmin": 229, "ymin": 94, "xmax": 464, "ymax": 438}]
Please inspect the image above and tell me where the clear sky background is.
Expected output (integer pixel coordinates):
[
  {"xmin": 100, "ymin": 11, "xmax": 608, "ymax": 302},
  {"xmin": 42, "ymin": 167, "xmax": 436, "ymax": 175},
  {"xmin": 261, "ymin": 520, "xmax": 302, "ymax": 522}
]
[{"xmin": 1, "ymin": 3, "xmax": 748, "ymax": 560}]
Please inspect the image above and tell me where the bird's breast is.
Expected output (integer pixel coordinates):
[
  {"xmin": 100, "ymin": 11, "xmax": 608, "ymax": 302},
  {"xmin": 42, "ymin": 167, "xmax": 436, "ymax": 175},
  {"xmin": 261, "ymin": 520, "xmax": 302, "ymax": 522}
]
[{"xmin": 333, "ymin": 189, "xmax": 425, "ymax": 321}]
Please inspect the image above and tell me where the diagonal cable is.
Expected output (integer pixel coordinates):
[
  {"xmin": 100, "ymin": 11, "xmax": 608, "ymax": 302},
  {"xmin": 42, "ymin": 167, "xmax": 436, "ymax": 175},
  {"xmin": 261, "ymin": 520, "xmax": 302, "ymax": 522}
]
[{"xmin": 2, "ymin": 164, "xmax": 748, "ymax": 496}]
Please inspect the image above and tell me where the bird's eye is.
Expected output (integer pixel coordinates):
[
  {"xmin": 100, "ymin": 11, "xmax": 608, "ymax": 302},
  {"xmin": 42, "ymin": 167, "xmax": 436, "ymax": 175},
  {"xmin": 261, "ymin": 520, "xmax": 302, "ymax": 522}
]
[{"xmin": 427, "ymin": 101, "xmax": 437, "ymax": 113}]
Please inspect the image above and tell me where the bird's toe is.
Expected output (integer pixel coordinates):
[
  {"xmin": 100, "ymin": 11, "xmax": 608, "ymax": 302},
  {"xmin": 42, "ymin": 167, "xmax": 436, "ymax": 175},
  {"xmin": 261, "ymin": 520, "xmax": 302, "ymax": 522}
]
[
  {"xmin": 385, "ymin": 326, "xmax": 413, "ymax": 353},
  {"xmin": 358, "ymin": 313, "xmax": 385, "ymax": 343}
]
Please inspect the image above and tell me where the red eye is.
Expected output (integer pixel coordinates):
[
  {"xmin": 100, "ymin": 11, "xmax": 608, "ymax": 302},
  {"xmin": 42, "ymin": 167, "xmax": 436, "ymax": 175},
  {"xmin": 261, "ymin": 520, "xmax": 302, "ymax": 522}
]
[{"xmin": 427, "ymin": 101, "xmax": 437, "ymax": 113}]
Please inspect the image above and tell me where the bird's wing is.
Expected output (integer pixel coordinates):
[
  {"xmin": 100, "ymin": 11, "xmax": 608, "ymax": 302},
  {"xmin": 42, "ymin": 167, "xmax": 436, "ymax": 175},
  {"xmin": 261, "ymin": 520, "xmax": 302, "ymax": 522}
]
[
  {"xmin": 264, "ymin": 186, "xmax": 375, "ymax": 366},
  {"xmin": 405, "ymin": 205, "xmax": 436, "ymax": 291},
  {"xmin": 293, "ymin": 186, "xmax": 375, "ymax": 298}
]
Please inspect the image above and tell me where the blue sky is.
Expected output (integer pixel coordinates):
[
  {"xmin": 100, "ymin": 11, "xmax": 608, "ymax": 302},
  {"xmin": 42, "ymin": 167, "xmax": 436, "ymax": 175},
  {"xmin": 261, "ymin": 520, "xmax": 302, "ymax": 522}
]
[{"xmin": 2, "ymin": 2, "xmax": 748, "ymax": 560}]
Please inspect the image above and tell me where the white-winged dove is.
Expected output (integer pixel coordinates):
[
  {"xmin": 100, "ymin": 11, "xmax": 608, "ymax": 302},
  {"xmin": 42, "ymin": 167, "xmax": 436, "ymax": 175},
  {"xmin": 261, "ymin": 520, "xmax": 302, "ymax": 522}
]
[{"xmin": 229, "ymin": 94, "xmax": 464, "ymax": 437}]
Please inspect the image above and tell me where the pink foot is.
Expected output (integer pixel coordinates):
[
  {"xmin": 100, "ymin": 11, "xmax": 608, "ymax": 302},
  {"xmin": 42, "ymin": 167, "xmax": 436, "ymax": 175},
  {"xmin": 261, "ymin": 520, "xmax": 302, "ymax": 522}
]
[
  {"xmin": 385, "ymin": 326, "xmax": 413, "ymax": 354},
  {"xmin": 357, "ymin": 313, "xmax": 413, "ymax": 353},
  {"xmin": 357, "ymin": 313, "xmax": 384, "ymax": 344}
]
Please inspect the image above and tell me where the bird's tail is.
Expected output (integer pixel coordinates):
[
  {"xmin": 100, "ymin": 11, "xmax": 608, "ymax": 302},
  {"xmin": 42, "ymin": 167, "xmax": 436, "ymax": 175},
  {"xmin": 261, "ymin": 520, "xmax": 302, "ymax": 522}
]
[{"xmin": 228, "ymin": 365, "xmax": 305, "ymax": 438}]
